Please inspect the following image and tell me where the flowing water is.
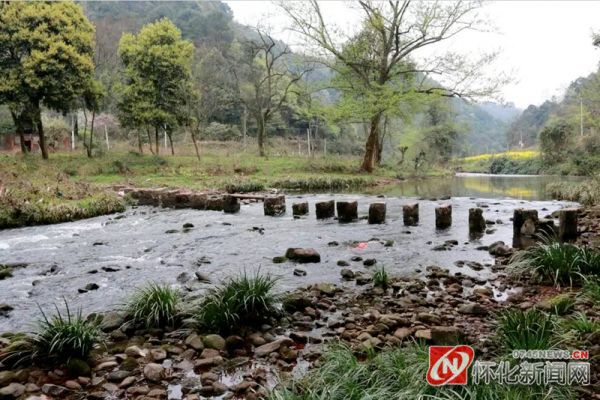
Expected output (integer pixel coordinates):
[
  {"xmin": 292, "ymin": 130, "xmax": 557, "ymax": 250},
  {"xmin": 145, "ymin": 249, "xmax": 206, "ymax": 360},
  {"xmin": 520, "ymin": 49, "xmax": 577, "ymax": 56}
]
[{"xmin": 0, "ymin": 174, "xmax": 579, "ymax": 333}]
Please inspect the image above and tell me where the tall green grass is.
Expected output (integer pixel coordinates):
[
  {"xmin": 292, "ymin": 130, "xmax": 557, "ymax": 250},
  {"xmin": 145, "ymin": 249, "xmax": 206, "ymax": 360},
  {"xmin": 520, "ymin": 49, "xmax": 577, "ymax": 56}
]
[
  {"xmin": 195, "ymin": 271, "xmax": 279, "ymax": 334},
  {"xmin": 496, "ymin": 309, "xmax": 560, "ymax": 351},
  {"xmin": 267, "ymin": 343, "xmax": 574, "ymax": 400},
  {"xmin": 125, "ymin": 283, "xmax": 180, "ymax": 329},
  {"xmin": 510, "ymin": 239, "xmax": 600, "ymax": 286},
  {"xmin": 0, "ymin": 301, "xmax": 102, "ymax": 366},
  {"xmin": 372, "ymin": 266, "xmax": 390, "ymax": 289}
]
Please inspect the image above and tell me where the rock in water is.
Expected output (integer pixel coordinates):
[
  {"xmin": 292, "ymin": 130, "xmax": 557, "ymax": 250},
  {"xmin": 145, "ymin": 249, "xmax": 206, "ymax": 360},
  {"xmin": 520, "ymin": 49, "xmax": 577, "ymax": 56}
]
[
  {"xmin": 292, "ymin": 202, "xmax": 309, "ymax": 216},
  {"xmin": 435, "ymin": 204, "xmax": 452, "ymax": 229},
  {"xmin": 315, "ymin": 200, "xmax": 335, "ymax": 219},
  {"xmin": 513, "ymin": 208, "xmax": 538, "ymax": 236},
  {"xmin": 368, "ymin": 202, "xmax": 386, "ymax": 224},
  {"xmin": 403, "ymin": 203, "xmax": 419, "ymax": 226},
  {"xmin": 285, "ymin": 248, "xmax": 321, "ymax": 263},
  {"xmin": 336, "ymin": 201, "xmax": 358, "ymax": 223},
  {"xmin": 223, "ymin": 195, "xmax": 240, "ymax": 214},
  {"xmin": 559, "ymin": 208, "xmax": 579, "ymax": 242},
  {"xmin": 469, "ymin": 208, "xmax": 486, "ymax": 235},
  {"xmin": 264, "ymin": 195, "xmax": 286, "ymax": 216}
]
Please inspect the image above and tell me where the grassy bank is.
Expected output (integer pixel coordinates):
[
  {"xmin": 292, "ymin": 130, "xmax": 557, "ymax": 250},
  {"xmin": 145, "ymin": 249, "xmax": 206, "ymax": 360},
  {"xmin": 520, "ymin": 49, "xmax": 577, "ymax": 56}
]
[
  {"xmin": 547, "ymin": 179, "xmax": 600, "ymax": 206},
  {"xmin": 0, "ymin": 155, "xmax": 126, "ymax": 229}
]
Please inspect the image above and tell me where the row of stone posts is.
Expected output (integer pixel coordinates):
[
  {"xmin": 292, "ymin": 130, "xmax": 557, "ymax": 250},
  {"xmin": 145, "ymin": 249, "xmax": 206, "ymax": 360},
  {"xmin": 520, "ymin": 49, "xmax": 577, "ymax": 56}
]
[{"xmin": 287, "ymin": 200, "xmax": 581, "ymax": 241}]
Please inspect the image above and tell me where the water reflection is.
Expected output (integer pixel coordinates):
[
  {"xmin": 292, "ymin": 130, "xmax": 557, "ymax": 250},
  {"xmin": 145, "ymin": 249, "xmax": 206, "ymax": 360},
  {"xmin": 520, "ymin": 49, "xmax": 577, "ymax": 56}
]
[{"xmin": 366, "ymin": 173, "xmax": 584, "ymax": 200}]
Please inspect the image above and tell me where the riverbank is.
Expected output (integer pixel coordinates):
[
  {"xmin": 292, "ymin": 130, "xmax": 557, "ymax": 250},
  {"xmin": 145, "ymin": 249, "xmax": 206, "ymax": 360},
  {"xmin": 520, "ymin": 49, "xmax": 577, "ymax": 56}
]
[{"xmin": 0, "ymin": 152, "xmax": 449, "ymax": 229}]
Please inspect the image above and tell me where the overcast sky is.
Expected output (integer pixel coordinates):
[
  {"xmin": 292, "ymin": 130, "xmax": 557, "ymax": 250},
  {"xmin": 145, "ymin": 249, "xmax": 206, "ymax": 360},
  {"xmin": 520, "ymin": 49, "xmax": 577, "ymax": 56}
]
[{"xmin": 225, "ymin": 1, "xmax": 600, "ymax": 109}]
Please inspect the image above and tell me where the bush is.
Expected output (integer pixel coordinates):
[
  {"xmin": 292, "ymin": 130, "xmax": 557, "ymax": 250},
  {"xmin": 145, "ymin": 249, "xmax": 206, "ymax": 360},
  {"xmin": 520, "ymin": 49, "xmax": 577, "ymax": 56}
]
[
  {"xmin": 547, "ymin": 178, "xmax": 600, "ymax": 205},
  {"xmin": 0, "ymin": 301, "xmax": 102, "ymax": 366},
  {"xmin": 510, "ymin": 239, "xmax": 600, "ymax": 286},
  {"xmin": 195, "ymin": 271, "xmax": 279, "ymax": 334},
  {"xmin": 125, "ymin": 283, "xmax": 180, "ymax": 329},
  {"xmin": 496, "ymin": 309, "xmax": 559, "ymax": 351}
]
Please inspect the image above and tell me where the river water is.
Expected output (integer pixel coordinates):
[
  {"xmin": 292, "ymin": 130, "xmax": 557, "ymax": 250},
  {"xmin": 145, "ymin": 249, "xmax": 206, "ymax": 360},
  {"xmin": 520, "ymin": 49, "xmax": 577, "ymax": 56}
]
[{"xmin": 0, "ymin": 174, "xmax": 579, "ymax": 333}]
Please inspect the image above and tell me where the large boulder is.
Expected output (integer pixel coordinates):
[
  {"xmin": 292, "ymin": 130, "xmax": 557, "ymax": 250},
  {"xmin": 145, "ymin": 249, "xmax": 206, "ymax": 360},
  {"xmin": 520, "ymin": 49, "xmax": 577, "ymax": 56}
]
[{"xmin": 285, "ymin": 248, "xmax": 321, "ymax": 263}]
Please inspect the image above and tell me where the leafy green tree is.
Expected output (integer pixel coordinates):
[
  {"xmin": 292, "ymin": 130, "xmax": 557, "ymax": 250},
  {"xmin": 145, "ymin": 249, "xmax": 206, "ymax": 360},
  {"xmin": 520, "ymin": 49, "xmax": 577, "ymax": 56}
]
[
  {"xmin": 282, "ymin": 0, "xmax": 503, "ymax": 172},
  {"xmin": 118, "ymin": 18, "xmax": 194, "ymax": 155},
  {"xmin": 0, "ymin": 1, "xmax": 95, "ymax": 159},
  {"xmin": 539, "ymin": 120, "xmax": 572, "ymax": 165}
]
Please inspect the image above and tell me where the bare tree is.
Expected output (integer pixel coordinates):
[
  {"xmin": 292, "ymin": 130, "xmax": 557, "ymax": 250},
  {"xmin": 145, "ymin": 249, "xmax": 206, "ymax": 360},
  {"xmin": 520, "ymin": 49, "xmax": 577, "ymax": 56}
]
[
  {"xmin": 281, "ymin": 0, "xmax": 506, "ymax": 172},
  {"xmin": 233, "ymin": 29, "xmax": 311, "ymax": 156}
]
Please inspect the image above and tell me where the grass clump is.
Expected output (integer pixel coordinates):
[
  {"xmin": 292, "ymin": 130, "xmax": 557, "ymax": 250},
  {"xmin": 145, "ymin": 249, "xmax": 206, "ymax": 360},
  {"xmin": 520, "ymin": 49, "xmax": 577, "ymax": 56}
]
[
  {"xmin": 581, "ymin": 278, "xmax": 600, "ymax": 302},
  {"xmin": 496, "ymin": 308, "xmax": 560, "ymax": 351},
  {"xmin": 564, "ymin": 312, "xmax": 600, "ymax": 338},
  {"xmin": 372, "ymin": 266, "xmax": 389, "ymax": 289},
  {"xmin": 195, "ymin": 271, "xmax": 279, "ymax": 334},
  {"xmin": 540, "ymin": 293, "xmax": 575, "ymax": 316},
  {"xmin": 0, "ymin": 301, "xmax": 102, "ymax": 367},
  {"xmin": 125, "ymin": 283, "xmax": 180, "ymax": 329},
  {"xmin": 271, "ymin": 176, "xmax": 373, "ymax": 191},
  {"xmin": 267, "ymin": 342, "xmax": 573, "ymax": 400},
  {"xmin": 510, "ymin": 238, "xmax": 600, "ymax": 287}
]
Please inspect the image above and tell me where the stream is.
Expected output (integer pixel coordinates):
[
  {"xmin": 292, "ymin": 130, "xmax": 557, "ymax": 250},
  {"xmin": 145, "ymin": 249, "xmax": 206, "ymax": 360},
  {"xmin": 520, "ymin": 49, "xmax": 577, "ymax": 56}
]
[{"xmin": 0, "ymin": 173, "xmax": 579, "ymax": 333}]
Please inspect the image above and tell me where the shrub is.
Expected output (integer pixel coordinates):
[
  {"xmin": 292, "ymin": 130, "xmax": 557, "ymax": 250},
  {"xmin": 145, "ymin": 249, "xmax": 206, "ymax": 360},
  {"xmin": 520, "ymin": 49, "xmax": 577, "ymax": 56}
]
[
  {"xmin": 125, "ymin": 283, "xmax": 180, "ymax": 329},
  {"xmin": 372, "ymin": 267, "xmax": 389, "ymax": 289},
  {"xmin": 510, "ymin": 239, "xmax": 600, "ymax": 286},
  {"xmin": 496, "ymin": 308, "xmax": 559, "ymax": 351},
  {"xmin": 195, "ymin": 271, "xmax": 279, "ymax": 334},
  {"xmin": 0, "ymin": 301, "xmax": 102, "ymax": 366}
]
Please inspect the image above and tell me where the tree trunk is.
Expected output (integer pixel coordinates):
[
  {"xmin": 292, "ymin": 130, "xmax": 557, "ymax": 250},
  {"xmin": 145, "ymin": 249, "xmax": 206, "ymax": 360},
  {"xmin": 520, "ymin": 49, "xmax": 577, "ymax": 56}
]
[
  {"xmin": 154, "ymin": 126, "xmax": 159, "ymax": 155},
  {"xmin": 242, "ymin": 105, "xmax": 247, "ymax": 149},
  {"xmin": 190, "ymin": 125, "xmax": 201, "ymax": 161},
  {"xmin": 34, "ymin": 105, "xmax": 48, "ymax": 160},
  {"xmin": 137, "ymin": 130, "xmax": 143, "ymax": 154},
  {"xmin": 9, "ymin": 110, "xmax": 28, "ymax": 154},
  {"xmin": 257, "ymin": 115, "xmax": 266, "ymax": 157},
  {"xmin": 146, "ymin": 127, "xmax": 155, "ymax": 155},
  {"xmin": 377, "ymin": 115, "xmax": 388, "ymax": 164},
  {"xmin": 167, "ymin": 130, "xmax": 174, "ymax": 155},
  {"xmin": 87, "ymin": 110, "xmax": 95, "ymax": 158},
  {"xmin": 82, "ymin": 107, "xmax": 88, "ymax": 156},
  {"xmin": 360, "ymin": 112, "xmax": 383, "ymax": 172}
]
